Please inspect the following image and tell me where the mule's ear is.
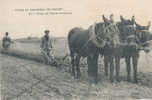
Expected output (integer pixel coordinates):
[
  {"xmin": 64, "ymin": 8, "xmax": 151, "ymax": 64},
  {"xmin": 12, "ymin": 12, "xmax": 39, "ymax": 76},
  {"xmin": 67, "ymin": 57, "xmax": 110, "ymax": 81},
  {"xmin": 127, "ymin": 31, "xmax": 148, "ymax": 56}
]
[
  {"xmin": 102, "ymin": 15, "xmax": 106, "ymax": 22},
  {"xmin": 102, "ymin": 15, "xmax": 109, "ymax": 25},
  {"xmin": 120, "ymin": 15, "xmax": 124, "ymax": 21}
]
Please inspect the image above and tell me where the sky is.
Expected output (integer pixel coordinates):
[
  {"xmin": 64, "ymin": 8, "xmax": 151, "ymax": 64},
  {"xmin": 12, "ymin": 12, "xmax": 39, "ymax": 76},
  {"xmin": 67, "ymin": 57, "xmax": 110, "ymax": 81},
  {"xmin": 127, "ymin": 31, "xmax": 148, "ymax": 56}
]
[{"xmin": 0, "ymin": 0, "xmax": 152, "ymax": 39}]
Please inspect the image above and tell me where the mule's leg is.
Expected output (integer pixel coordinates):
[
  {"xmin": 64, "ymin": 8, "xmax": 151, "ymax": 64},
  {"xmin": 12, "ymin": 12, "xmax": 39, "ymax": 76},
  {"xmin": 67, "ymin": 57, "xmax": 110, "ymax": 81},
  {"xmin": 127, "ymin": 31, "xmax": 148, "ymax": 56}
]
[
  {"xmin": 104, "ymin": 55, "xmax": 109, "ymax": 76},
  {"xmin": 75, "ymin": 55, "xmax": 81, "ymax": 78},
  {"xmin": 71, "ymin": 53, "xmax": 75, "ymax": 77},
  {"xmin": 125, "ymin": 56, "xmax": 131, "ymax": 82},
  {"xmin": 109, "ymin": 56, "xmax": 114, "ymax": 83},
  {"xmin": 132, "ymin": 55, "xmax": 138, "ymax": 83},
  {"xmin": 115, "ymin": 56, "xmax": 120, "ymax": 82},
  {"xmin": 87, "ymin": 55, "xmax": 94, "ymax": 84},
  {"xmin": 93, "ymin": 54, "xmax": 99, "ymax": 84},
  {"xmin": 87, "ymin": 54, "xmax": 99, "ymax": 84}
]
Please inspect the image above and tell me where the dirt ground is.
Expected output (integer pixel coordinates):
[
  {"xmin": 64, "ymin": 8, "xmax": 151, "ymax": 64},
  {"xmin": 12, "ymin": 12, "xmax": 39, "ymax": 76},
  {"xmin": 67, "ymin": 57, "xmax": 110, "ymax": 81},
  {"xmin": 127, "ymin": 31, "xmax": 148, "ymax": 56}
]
[{"xmin": 1, "ymin": 39, "xmax": 152, "ymax": 100}]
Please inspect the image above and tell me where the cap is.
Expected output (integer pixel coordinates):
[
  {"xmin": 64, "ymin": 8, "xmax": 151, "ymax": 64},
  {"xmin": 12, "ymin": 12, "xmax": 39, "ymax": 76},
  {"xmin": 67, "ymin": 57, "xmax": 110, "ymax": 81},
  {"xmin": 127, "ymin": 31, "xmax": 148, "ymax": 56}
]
[
  {"xmin": 5, "ymin": 32, "xmax": 9, "ymax": 35},
  {"xmin": 44, "ymin": 30, "xmax": 50, "ymax": 34}
]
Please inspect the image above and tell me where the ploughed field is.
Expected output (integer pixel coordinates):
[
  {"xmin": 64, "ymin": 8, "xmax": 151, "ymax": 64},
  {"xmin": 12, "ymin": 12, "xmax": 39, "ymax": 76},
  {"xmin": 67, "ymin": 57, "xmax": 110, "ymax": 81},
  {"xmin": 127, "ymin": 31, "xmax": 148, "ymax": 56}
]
[{"xmin": 1, "ymin": 38, "xmax": 152, "ymax": 100}]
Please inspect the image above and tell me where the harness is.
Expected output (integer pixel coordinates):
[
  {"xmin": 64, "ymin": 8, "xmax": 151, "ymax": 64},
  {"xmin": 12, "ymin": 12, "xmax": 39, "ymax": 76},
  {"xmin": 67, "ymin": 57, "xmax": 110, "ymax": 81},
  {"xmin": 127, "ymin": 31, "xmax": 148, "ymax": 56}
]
[
  {"xmin": 136, "ymin": 30, "xmax": 152, "ymax": 49},
  {"xmin": 77, "ymin": 23, "xmax": 99, "ymax": 53},
  {"xmin": 124, "ymin": 25, "xmax": 152, "ymax": 51},
  {"xmin": 78, "ymin": 23, "xmax": 119, "ymax": 53}
]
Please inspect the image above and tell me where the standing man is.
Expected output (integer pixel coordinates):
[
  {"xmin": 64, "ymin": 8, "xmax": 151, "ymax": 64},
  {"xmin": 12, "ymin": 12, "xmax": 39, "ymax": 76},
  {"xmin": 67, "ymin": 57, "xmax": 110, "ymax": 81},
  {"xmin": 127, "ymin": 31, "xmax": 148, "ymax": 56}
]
[
  {"xmin": 40, "ymin": 30, "xmax": 53, "ymax": 64},
  {"xmin": 2, "ymin": 32, "xmax": 12, "ymax": 50}
]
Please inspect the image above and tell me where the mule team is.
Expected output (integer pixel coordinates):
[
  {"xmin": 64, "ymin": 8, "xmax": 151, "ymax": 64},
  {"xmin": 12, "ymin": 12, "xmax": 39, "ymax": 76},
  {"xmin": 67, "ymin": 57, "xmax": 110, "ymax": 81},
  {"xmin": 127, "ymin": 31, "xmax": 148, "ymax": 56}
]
[
  {"xmin": 68, "ymin": 14, "xmax": 152, "ymax": 84},
  {"xmin": 2, "ymin": 14, "xmax": 152, "ymax": 84}
]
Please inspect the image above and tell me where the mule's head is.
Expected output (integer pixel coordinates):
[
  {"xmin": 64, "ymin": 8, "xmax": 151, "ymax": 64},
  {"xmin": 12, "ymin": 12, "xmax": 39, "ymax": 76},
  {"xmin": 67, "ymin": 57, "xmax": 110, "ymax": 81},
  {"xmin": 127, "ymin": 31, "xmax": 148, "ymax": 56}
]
[
  {"xmin": 135, "ymin": 21, "xmax": 151, "ymax": 31},
  {"xmin": 117, "ymin": 16, "xmax": 136, "ymax": 42},
  {"xmin": 120, "ymin": 15, "xmax": 135, "ymax": 26},
  {"xmin": 136, "ymin": 30, "xmax": 152, "ymax": 53},
  {"xmin": 95, "ymin": 19, "xmax": 120, "ymax": 48},
  {"xmin": 102, "ymin": 15, "xmax": 111, "ymax": 26}
]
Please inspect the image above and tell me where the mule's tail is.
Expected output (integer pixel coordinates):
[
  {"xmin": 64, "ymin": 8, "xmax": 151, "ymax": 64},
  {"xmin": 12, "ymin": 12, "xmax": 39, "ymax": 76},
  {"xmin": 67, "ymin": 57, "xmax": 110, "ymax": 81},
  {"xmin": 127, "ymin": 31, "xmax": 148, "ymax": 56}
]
[
  {"xmin": 67, "ymin": 29, "xmax": 76, "ymax": 56},
  {"xmin": 67, "ymin": 29, "xmax": 75, "ymax": 46}
]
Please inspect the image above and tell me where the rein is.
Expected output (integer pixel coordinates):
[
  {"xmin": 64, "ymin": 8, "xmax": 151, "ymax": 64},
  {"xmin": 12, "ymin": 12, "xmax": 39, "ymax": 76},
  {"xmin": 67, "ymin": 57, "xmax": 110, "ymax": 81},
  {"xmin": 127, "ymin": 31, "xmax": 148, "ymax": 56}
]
[
  {"xmin": 103, "ymin": 23, "xmax": 119, "ymax": 33},
  {"xmin": 78, "ymin": 23, "xmax": 112, "ymax": 53},
  {"xmin": 141, "ymin": 40, "xmax": 152, "ymax": 46},
  {"xmin": 77, "ymin": 23, "xmax": 101, "ymax": 53},
  {"xmin": 78, "ymin": 23, "xmax": 120, "ymax": 54},
  {"xmin": 135, "ymin": 29, "xmax": 152, "ymax": 51},
  {"xmin": 126, "ymin": 25, "xmax": 135, "ymax": 28}
]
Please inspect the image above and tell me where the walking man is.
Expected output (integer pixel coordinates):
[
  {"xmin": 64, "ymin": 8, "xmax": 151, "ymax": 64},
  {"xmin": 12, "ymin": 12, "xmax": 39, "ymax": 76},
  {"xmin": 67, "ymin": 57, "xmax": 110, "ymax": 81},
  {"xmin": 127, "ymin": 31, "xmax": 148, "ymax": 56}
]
[{"xmin": 40, "ymin": 30, "xmax": 53, "ymax": 64}]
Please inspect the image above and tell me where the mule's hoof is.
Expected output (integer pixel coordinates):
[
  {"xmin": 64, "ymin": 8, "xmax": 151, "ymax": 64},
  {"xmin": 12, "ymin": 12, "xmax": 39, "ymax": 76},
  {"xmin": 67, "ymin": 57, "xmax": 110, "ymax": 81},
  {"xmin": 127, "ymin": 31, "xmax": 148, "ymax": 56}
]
[
  {"xmin": 127, "ymin": 77, "xmax": 131, "ymax": 82},
  {"xmin": 94, "ymin": 78, "xmax": 98, "ymax": 84},
  {"xmin": 91, "ymin": 83, "xmax": 96, "ymax": 87},
  {"xmin": 110, "ymin": 77, "xmax": 114, "ymax": 83},
  {"xmin": 71, "ymin": 76, "xmax": 75, "ymax": 79},
  {"xmin": 105, "ymin": 73, "xmax": 108, "ymax": 76},
  {"xmin": 110, "ymin": 79, "xmax": 114, "ymax": 83},
  {"xmin": 133, "ymin": 80, "xmax": 138, "ymax": 84},
  {"xmin": 75, "ymin": 76, "xmax": 80, "ymax": 79},
  {"xmin": 116, "ymin": 78, "xmax": 120, "ymax": 82},
  {"xmin": 77, "ymin": 74, "xmax": 81, "ymax": 79},
  {"xmin": 94, "ymin": 81, "xmax": 98, "ymax": 85},
  {"xmin": 71, "ymin": 73, "xmax": 76, "ymax": 78}
]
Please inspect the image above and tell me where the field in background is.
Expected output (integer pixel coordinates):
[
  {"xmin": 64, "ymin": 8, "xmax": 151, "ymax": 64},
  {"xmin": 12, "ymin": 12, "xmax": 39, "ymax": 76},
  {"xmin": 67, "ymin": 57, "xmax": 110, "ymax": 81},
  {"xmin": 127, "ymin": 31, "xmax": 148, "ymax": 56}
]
[
  {"xmin": 1, "ymin": 37, "xmax": 152, "ymax": 100},
  {"xmin": 13, "ymin": 37, "xmax": 69, "ymax": 58}
]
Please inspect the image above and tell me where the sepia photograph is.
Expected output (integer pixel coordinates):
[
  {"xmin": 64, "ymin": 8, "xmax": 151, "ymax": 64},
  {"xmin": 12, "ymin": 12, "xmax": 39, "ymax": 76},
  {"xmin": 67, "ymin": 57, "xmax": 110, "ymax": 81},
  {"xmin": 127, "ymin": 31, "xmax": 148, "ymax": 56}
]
[{"xmin": 1, "ymin": 0, "xmax": 152, "ymax": 100}]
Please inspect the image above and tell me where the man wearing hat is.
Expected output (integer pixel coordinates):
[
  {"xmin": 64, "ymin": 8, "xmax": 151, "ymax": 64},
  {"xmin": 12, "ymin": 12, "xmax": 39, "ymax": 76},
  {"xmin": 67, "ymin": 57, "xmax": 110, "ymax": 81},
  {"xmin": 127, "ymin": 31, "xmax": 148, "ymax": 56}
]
[
  {"xmin": 2, "ymin": 32, "xmax": 12, "ymax": 50},
  {"xmin": 40, "ymin": 29, "xmax": 53, "ymax": 64}
]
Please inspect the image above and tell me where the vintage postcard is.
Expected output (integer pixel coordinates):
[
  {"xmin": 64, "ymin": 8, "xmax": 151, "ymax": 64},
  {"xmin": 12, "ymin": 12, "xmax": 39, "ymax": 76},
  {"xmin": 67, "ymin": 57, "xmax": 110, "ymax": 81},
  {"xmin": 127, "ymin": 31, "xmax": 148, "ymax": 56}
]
[{"xmin": 1, "ymin": 0, "xmax": 152, "ymax": 100}]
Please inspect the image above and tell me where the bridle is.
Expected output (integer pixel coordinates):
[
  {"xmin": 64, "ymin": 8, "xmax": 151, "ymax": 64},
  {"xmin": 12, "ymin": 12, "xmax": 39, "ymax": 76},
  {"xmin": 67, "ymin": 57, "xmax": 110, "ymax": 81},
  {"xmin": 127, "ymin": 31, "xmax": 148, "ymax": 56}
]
[
  {"xmin": 77, "ymin": 23, "xmax": 119, "ymax": 53},
  {"xmin": 135, "ymin": 30, "xmax": 152, "ymax": 49}
]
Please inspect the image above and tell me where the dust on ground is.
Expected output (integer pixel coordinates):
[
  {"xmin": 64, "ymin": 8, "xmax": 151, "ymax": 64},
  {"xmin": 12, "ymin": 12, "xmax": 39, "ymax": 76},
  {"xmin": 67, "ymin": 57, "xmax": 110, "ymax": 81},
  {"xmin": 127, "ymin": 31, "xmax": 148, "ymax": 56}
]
[
  {"xmin": 1, "ymin": 39, "xmax": 152, "ymax": 100},
  {"xmin": 1, "ymin": 53, "xmax": 152, "ymax": 100}
]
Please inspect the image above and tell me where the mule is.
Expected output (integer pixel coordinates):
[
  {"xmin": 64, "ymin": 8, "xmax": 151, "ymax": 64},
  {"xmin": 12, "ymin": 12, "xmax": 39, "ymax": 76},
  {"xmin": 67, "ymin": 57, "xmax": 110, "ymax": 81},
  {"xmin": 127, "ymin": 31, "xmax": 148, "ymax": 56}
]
[
  {"xmin": 68, "ymin": 20, "xmax": 120, "ymax": 84},
  {"xmin": 103, "ymin": 15, "xmax": 136, "ymax": 82},
  {"xmin": 104, "ymin": 16, "xmax": 152, "ymax": 83},
  {"xmin": 101, "ymin": 15, "xmax": 121, "ymax": 82},
  {"xmin": 120, "ymin": 19, "xmax": 152, "ymax": 83},
  {"xmin": 123, "ymin": 28, "xmax": 152, "ymax": 83}
]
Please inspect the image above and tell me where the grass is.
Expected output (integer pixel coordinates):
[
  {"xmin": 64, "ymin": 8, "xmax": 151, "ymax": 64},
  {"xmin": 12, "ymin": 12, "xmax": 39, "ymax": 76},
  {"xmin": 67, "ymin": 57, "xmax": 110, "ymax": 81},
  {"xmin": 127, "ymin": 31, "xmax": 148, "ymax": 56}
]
[{"xmin": 1, "ymin": 51, "xmax": 152, "ymax": 100}]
